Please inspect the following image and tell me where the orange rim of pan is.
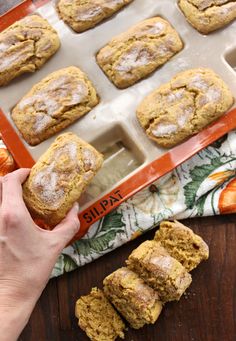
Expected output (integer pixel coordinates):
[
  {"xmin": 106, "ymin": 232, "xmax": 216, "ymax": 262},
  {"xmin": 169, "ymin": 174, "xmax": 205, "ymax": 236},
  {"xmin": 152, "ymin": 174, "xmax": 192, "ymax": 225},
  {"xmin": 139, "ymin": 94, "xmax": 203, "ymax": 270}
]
[{"xmin": 1, "ymin": 1, "xmax": 236, "ymax": 242}]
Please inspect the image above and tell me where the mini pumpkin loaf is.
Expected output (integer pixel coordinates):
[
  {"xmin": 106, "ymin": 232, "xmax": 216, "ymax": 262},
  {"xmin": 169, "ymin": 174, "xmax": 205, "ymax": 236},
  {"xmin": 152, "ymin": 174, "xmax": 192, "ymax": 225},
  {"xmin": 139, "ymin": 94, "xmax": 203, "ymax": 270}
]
[
  {"xmin": 96, "ymin": 17, "xmax": 183, "ymax": 88},
  {"xmin": 103, "ymin": 267, "xmax": 163, "ymax": 329},
  {"xmin": 0, "ymin": 15, "xmax": 60, "ymax": 86},
  {"xmin": 136, "ymin": 68, "xmax": 234, "ymax": 148},
  {"xmin": 178, "ymin": 0, "xmax": 236, "ymax": 34},
  {"xmin": 126, "ymin": 240, "xmax": 192, "ymax": 302},
  {"xmin": 11, "ymin": 66, "xmax": 99, "ymax": 146},
  {"xmin": 75, "ymin": 288, "xmax": 125, "ymax": 341},
  {"xmin": 57, "ymin": 0, "xmax": 133, "ymax": 33},
  {"xmin": 154, "ymin": 220, "xmax": 209, "ymax": 272},
  {"xmin": 23, "ymin": 132, "xmax": 103, "ymax": 226}
]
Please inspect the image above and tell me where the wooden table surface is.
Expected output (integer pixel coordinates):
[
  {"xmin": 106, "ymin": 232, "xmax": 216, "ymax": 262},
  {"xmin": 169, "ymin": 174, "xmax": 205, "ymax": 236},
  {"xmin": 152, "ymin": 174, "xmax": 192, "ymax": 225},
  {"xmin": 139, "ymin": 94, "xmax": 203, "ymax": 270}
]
[
  {"xmin": 1, "ymin": 2, "xmax": 236, "ymax": 341},
  {"xmin": 19, "ymin": 215, "xmax": 236, "ymax": 341}
]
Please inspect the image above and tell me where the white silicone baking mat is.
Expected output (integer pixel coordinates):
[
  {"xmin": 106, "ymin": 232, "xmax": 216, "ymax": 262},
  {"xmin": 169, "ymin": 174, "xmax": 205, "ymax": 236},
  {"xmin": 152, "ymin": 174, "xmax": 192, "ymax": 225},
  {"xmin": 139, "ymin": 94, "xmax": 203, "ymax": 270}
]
[{"xmin": 0, "ymin": 0, "xmax": 236, "ymax": 236}]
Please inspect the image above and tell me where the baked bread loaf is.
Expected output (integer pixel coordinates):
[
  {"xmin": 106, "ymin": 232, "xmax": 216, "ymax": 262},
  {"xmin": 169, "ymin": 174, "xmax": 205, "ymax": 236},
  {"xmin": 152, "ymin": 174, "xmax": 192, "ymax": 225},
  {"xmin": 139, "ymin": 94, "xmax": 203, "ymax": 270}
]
[
  {"xmin": 126, "ymin": 240, "xmax": 192, "ymax": 302},
  {"xmin": 103, "ymin": 267, "xmax": 162, "ymax": 329},
  {"xmin": 136, "ymin": 68, "xmax": 234, "ymax": 148},
  {"xmin": 178, "ymin": 0, "xmax": 236, "ymax": 34},
  {"xmin": 154, "ymin": 220, "xmax": 209, "ymax": 271},
  {"xmin": 0, "ymin": 15, "xmax": 60, "ymax": 86},
  {"xmin": 23, "ymin": 132, "xmax": 103, "ymax": 226},
  {"xmin": 96, "ymin": 17, "xmax": 183, "ymax": 88},
  {"xmin": 75, "ymin": 288, "xmax": 125, "ymax": 341},
  {"xmin": 57, "ymin": 0, "xmax": 133, "ymax": 33},
  {"xmin": 11, "ymin": 66, "xmax": 99, "ymax": 146}
]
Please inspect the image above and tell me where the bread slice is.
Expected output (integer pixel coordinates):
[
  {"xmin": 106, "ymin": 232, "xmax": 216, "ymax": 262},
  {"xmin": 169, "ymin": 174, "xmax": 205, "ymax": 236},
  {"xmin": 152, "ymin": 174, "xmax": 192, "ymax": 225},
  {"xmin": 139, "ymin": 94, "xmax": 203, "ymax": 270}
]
[
  {"xmin": 23, "ymin": 132, "xmax": 103, "ymax": 226},
  {"xmin": 75, "ymin": 287, "xmax": 125, "ymax": 341}
]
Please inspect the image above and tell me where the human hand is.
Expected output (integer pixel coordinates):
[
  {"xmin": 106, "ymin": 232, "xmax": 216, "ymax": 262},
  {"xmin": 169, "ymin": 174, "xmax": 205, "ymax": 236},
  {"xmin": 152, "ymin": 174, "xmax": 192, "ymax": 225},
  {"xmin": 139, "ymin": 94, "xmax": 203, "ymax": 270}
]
[{"xmin": 0, "ymin": 168, "xmax": 80, "ymax": 341}]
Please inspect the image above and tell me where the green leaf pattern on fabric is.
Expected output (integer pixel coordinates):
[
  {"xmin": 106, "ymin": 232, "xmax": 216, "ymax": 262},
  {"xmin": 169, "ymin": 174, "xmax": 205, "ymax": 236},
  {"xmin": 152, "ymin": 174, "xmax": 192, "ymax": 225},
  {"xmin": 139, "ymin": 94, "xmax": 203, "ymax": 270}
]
[
  {"xmin": 183, "ymin": 157, "xmax": 225, "ymax": 209},
  {"xmin": 73, "ymin": 211, "xmax": 125, "ymax": 257},
  {"xmin": 52, "ymin": 131, "xmax": 236, "ymax": 277}
]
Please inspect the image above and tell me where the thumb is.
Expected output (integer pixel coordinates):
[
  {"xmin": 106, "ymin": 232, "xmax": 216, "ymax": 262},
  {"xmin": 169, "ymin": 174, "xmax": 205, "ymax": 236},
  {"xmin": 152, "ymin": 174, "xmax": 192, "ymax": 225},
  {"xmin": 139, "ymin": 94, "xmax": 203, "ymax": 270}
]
[{"xmin": 53, "ymin": 202, "xmax": 80, "ymax": 247}]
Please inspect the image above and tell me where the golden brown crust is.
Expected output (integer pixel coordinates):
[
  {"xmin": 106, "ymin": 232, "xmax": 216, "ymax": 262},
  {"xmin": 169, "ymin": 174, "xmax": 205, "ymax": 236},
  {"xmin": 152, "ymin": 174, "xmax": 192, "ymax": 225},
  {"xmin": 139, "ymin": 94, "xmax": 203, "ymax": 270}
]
[
  {"xmin": 126, "ymin": 240, "xmax": 192, "ymax": 302},
  {"xmin": 75, "ymin": 288, "xmax": 125, "ymax": 341},
  {"xmin": 0, "ymin": 15, "xmax": 60, "ymax": 86},
  {"xmin": 178, "ymin": 0, "xmax": 236, "ymax": 34},
  {"xmin": 96, "ymin": 17, "xmax": 183, "ymax": 88},
  {"xmin": 103, "ymin": 267, "xmax": 162, "ymax": 329},
  {"xmin": 136, "ymin": 68, "xmax": 234, "ymax": 148},
  {"xmin": 11, "ymin": 66, "xmax": 99, "ymax": 146},
  {"xmin": 56, "ymin": 0, "xmax": 133, "ymax": 33},
  {"xmin": 23, "ymin": 132, "xmax": 103, "ymax": 226}
]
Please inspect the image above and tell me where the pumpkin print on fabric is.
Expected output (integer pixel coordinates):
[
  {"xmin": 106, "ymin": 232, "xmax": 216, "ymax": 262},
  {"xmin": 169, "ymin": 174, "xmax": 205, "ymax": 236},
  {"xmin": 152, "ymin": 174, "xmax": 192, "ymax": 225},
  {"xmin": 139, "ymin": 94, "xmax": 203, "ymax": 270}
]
[
  {"xmin": 0, "ymin": 144, "xmax": 16, "ymax": 176},
  {"xmin": 129, "ymin": 174, "xmax": 180, "ymax": 214},
  {"xmin": 0, "ymin": 127, "xmax": 236, "ymax": 278},
  {"xmin": 219, "ymin": 178, "xmax": 236, "ymax": 214},
  {"xmin": 208, "ymin": 170, "xmax": 236, "ymax": 185}
]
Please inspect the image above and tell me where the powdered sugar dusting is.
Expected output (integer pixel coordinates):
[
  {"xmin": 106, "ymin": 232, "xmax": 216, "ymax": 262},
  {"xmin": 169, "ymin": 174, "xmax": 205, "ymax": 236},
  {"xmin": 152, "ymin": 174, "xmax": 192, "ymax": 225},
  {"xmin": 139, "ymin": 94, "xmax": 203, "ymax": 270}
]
[
  {"xmin": 0, "ymin": 42, "xmax": 9, "ymax": 53},
  {"xmin": 177, "ymin": 106, "xmax": 194, "ymax": 127},
  {"xmin": 40, "ymin": 40, "xmax": 52, "ymax": 52},
  {"xmin": 189, "ymin": 74, "xmax": 208, "ymax": 91},
  {"xmin": 152, "ymin": 123, "xmax": 178, "ymax": 137},
  {"xmin": 0, "ymin": 54, "xmax": 22, "ymax": 71},
  {"xmin": 34, "ymin": 113, "xmax": 52, "ymax": 133},
  {"xmin": 156, "ymin": 43, "xmax": 170, "ymax": 57},
  {"xmin": 82, "ymin": 148, "xmax": 97, "ymax": 171},
  {"xmin": 206, "ymin": 87, "xmax": 221, "ymax": 101},
  {"xmin": 66, "ymin": 82, "xmax": 88, "ymax": 106},
  {"xmin": 135, "ymin": 282, "xmax": 157, "ymax": 303},
  {"xmin": 54, "ymin": 142, "xmax": 78, "ymax": 166},
  {"xmin": 32, "ymin": 163, "xmax": 65, "ymax": 208},
  {"xmin": 20, "ymin": 16, "xmax": 45, "ymax": 28},
  {"xmin": 0, "ymin": 43, "xmax": 33, "ymax": 72},
  {"xmin": 76, "ymin": 6, "xmax": 103, "ymax": 21},
  {"xmin": 150, "ymin": 255, "xmax": 173, "ymax": 271},
  {"xmin": 18, "ymin": 75, "xmax": 88, "ymax": 123},
  {"xmin": 145, "ymin": 22, "xmax": 165, "ymax": 35},
  {"xmin": 19, "ymin": 94, "xmax": 60, "ymax": 116},
  {"xmin": 47, "ymin": 75, "xmax": 69, "ymax": 91},
  {"xmin": 42, "ymin": 97, "xmax": 61, "ymax": 116},
  {"xmin": 198, "ymin": 87, "xmax": 221, "ymax": 106},
  {"xmin": 18, "ymin": 96, "xmax": 37, "ymax": 110},
  {"xmin": 116, "ymin": 47, "xmax": 153, "ymax": 72},
  {"xmin": 166, "ymin": 89, "xmax": 185, "ymax": 103},
  {"xmin": 66, "ymin": 142, "xmax": 78, "ymax": 160},
  {"xmin": 32, "ymin": 142, "xmax": 79, "ymax": 208}
]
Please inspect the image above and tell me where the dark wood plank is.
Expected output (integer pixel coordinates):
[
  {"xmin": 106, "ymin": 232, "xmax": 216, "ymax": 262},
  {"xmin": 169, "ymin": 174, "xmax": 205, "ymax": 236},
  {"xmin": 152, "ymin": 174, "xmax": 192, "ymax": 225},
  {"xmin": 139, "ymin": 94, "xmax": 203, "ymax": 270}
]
[
  {"xmin": 19, "ymin": 215, "xmax": 236, "ymax": 341},
  {"xmin": 19, "ymin": 278, "xmax": 61, "ymax": 341}
]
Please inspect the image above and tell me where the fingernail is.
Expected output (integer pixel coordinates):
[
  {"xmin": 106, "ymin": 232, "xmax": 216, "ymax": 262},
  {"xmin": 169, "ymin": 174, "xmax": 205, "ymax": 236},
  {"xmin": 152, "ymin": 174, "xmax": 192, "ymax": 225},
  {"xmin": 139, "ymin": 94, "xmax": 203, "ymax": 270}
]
[{"xmin": 74, "ymin": 202, "xmax": 79, "ymax": 213}]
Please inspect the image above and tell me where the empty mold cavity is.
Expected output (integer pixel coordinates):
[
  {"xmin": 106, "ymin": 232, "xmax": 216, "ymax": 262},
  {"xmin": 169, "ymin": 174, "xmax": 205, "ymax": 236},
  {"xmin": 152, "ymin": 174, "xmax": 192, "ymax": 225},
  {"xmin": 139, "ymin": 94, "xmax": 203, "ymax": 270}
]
[
  {"xmin": 80, "ymin": 125, "xmax": 145, "ymax": 206},
  {"xmin": 225, "ymin": 48, "xmax": 236, "ymax": 72}
]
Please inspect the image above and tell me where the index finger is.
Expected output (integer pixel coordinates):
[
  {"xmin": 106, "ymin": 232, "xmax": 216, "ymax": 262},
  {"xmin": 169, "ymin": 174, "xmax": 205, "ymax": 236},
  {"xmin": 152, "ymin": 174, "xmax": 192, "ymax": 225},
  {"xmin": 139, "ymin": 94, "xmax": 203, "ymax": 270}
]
[
  {"xmin": 1, "ymin": 168, "xmax": 31, "ymax": 211},
  {"xmin": 0, "ymin": 177, "xmax": 2, "ymax": 205}
]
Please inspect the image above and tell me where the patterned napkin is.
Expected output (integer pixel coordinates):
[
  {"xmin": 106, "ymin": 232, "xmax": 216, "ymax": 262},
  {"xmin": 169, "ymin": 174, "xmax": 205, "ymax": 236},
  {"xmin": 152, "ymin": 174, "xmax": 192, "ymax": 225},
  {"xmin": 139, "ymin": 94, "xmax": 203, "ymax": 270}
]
[{"xmin": 1, "ymin": 133, "xmax": 235, "ymax": 277}]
